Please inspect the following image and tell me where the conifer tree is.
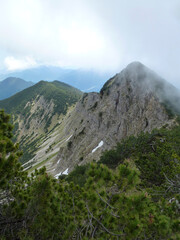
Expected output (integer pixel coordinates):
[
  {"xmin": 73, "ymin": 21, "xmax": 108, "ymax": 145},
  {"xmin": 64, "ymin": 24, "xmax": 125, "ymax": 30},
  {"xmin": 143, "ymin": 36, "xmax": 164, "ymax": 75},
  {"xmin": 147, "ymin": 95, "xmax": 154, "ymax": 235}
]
[
  {"xmin": 0, "ymin": 110, "xmax": 179, "ymax": 239},
  {"xmin": 0, "ymin": 110, "xmax": 28, "ymax": 238}
]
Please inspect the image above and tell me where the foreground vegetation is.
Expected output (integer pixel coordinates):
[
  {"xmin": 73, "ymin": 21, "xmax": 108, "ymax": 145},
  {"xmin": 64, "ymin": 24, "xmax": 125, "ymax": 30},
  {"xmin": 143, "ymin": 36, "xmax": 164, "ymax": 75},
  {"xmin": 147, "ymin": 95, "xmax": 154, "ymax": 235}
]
[{"xmin": 0, "ymin": 110, "xmax": 179, "ymax": 239}]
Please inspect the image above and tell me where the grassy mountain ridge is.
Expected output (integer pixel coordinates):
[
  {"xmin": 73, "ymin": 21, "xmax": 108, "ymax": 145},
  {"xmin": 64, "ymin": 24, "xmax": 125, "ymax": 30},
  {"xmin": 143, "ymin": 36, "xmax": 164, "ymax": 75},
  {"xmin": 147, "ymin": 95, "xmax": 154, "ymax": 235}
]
[
  {"xmin": 0, "ymin": 80, "xmax": 82, "ymax": 164},
  {"xmin": 0, "ymin": 80, "xmax": 82, "ymax": 115}
]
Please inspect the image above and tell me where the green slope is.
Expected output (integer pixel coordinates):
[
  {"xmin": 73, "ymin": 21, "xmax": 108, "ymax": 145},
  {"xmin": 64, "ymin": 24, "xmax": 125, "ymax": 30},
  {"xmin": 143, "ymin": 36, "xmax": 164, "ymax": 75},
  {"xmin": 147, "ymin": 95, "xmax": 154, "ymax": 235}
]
[
  {"xmin": 0, "ymin": 80, "xmax": 82, "ymax": 164},
  {"xmin": 0, "ymin": 80, "xmax": 82, "ymax": 115}
]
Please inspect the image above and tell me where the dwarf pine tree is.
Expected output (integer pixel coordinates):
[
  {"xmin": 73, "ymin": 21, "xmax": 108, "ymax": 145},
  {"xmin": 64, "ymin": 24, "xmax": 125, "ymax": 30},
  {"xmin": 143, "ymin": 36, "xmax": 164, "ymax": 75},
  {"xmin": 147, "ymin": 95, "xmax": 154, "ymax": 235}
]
[
  {"xmin": 0, "ymin": 110, "xmax": 179, "ymax": 239},
  {"xmin": 0, "ymin": 110, "xmax": 28, "ymax": 238}
]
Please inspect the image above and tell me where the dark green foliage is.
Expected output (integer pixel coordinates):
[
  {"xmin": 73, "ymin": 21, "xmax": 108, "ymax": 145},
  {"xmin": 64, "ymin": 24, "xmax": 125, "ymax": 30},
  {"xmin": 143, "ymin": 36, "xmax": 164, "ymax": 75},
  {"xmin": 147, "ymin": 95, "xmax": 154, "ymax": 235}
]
[
  {"xmin": 99, "ymin": 135, "xmax": 137, "ymax": 168},
  {"xmin": 67, "ymin": 140, "xmax": 72, "ymax": 149},
  {"xmin": 19, "ymin": 134, "xmax": 43, "ymax": 163},
  {"xmin": 98, "ymin": 111, "xmax": 103, "ymax": 118},
  {"xmin": 100, "ymin": 124, "xmax": 180, "ymax": 187},
  {"xmin": 66, "ymin": 164, "xmax": 90, "ymax": 187},
  {"xmin": 161, "ymin": 100, "xmax": 177, "ymax": 118},
  {"xmin": 0, "ymin": 110, "xmax": 25, "ymax": 188},
  {"xmin": 0, "ymin": 111, "xmax": 179, "ymax": 239},
  {"xmin": 0, "ymin": 110, "xmax": 28, "ymax": 238}
]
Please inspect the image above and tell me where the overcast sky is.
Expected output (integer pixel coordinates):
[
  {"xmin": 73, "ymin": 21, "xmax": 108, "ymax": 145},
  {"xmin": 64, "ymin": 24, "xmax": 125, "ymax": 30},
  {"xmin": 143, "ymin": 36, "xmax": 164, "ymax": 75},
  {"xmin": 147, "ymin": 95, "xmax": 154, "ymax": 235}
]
[{"xmin": 0, "ymin": 0, "xmax": 180, "ymax": 87}]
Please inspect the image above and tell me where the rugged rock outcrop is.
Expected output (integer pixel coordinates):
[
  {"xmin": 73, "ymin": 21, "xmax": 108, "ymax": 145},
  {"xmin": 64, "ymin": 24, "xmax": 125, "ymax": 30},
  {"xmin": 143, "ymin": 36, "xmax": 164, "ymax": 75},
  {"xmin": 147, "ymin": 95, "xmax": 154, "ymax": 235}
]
[{"xmin": 51, "ymin": 62, "xmax": 179, "ymax": 176}]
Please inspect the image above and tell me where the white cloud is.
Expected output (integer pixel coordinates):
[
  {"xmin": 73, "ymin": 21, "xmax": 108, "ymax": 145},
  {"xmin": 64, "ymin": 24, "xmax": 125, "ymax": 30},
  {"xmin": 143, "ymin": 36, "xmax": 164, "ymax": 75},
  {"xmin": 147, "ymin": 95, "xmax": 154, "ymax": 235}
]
[
  {"xmin": 4, "ymin": 56, "xmax": 37, "ymax": 71},
  {"xmin": 0, "ymin": 0, "xmax": 122, "ymax": 72},
  {"xmin": 0, "ymin": 0, "xmax": 180, "ymax": 87}
]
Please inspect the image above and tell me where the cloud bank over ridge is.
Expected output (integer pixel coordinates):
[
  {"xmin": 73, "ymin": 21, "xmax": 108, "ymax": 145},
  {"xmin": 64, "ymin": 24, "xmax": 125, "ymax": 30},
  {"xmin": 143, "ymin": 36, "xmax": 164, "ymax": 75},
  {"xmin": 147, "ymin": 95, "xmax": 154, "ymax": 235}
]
[{"xmin": 0, "ymin": 0, "xmax": 180, "ymax": 87}]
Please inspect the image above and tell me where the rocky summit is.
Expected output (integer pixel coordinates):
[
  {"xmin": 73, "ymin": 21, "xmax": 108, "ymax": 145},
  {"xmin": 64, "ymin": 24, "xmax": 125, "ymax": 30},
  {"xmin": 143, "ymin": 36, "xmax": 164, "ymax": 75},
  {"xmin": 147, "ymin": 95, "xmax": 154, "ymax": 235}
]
[{"xmin": 49, "ymin": 62, "xmax": 179, "ymax": 176}]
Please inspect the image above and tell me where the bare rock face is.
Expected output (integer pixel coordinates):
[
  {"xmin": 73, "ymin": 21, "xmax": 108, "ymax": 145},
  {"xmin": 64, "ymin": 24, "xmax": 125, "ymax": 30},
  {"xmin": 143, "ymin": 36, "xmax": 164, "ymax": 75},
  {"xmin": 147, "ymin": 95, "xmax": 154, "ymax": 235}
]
[{"xmin": 52, "ymin": 62, "xmax": 178, "ymax": 175}]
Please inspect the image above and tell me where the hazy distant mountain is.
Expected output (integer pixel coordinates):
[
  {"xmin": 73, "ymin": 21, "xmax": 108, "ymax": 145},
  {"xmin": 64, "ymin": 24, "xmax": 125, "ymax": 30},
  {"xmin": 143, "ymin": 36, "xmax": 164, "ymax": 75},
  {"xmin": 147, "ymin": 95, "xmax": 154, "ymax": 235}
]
[
  {"xmin": 0, "ymin": 66, "xmax": 112, "ymax": 92},
  {"xmin": 0, "ymin": 77, "xmax": 34, "ymax": 100},
  {"xmin": 0, "ymin": 66, "xmax": 69, "ymax": 82}
]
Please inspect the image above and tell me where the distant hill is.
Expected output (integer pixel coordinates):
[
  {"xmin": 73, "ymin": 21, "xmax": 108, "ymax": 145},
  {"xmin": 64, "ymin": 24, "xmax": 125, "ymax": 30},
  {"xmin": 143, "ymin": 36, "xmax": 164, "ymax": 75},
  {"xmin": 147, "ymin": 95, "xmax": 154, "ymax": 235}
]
[
  {"xmin": 0, "ymin": 77, "xmax": 34, "ymax": 100},
  {"xmin": 0, "ymin": 80, "xmax": 82, "ymax": 163},
  {"xmin": 0, "ymin": 66, "xmax": 112, "ymax": 92}
]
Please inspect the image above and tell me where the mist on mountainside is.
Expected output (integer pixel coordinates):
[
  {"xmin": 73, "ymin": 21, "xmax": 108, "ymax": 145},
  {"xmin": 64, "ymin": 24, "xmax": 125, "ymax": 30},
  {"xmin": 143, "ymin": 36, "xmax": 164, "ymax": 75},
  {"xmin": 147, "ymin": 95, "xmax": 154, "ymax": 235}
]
[{"xmin": 115, "ymin": 62, "xmax": 180, "ymax": 116}]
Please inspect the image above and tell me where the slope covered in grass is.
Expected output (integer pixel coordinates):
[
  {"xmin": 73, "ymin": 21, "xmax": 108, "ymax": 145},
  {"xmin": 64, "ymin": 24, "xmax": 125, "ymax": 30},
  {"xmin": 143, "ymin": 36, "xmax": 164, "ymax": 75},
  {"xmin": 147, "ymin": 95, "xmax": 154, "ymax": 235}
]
[{"xmin": 0, "ymin": 80, "xmax": 82, "ymax": 116}]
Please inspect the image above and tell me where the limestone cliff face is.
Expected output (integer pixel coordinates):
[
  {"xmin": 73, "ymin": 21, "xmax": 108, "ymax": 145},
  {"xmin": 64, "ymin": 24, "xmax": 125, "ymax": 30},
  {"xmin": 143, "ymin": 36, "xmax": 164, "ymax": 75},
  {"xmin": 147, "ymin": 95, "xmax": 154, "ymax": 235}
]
[{"xmin": 52, "ymin": 62, "xmax": 177, "ymax": 175}]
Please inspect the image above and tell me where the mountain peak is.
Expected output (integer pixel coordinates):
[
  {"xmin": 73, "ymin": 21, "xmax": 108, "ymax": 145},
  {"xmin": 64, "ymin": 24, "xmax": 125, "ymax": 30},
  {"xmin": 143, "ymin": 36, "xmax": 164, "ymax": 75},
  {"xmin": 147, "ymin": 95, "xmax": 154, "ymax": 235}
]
[
  {"xmin": 4, "ymin": 76, "xmax": 23, "ymax": 81},
  {"xmin": 100, "ymin": 61, "xmax": 154, "ymax": 95},
  {"xmin": 115, "ymin": 62, "xmax": 180, "ymax": 115},
  {"xmin": 125, "ymin": 61, "xmax": 145, "ymax": 70},
  {"xmin": 122, "ymin": 61, "xmax": 153, "ymax": 83}
]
